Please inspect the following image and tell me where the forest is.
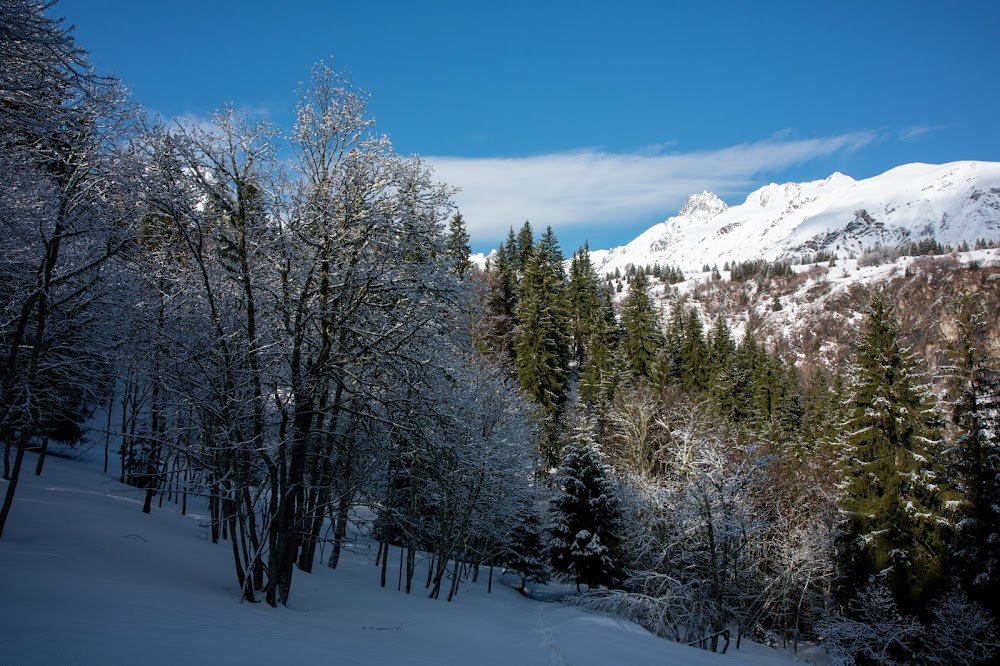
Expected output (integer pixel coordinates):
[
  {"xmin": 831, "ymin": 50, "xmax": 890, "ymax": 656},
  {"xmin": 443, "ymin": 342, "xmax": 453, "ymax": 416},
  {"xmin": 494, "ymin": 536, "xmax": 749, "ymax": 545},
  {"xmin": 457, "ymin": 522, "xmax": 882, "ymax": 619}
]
[{"xmin": 1, "ymin": 2, "xmax": 999, "ymax": 664}]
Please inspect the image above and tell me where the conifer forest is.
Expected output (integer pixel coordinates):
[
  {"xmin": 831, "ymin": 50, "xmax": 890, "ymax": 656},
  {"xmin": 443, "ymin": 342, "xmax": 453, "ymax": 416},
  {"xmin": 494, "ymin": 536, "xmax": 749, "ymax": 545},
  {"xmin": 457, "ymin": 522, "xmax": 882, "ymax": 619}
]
[{"xmin": 2, "ymin": 2, "xmax": 999, "ymax": 664}]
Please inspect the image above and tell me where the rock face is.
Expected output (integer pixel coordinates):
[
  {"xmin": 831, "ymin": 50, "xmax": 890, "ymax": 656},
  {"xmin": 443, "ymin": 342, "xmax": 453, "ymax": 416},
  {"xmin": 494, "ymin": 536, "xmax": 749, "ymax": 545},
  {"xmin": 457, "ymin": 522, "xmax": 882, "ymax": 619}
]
[{"xmin": 589, "ymin": 161, "xmax": 1000, "ymax": 276}]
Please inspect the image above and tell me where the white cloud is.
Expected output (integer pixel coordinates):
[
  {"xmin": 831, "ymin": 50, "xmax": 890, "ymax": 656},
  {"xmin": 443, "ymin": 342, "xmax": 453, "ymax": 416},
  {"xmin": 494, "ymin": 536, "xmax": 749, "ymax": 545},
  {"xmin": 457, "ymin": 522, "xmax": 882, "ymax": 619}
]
[
  {"xmin": 427, "ymin": 131, "xmax": 875, "ymax": 246},
  {"xmin": 898, "ymin": 123, "xmax": 950, "ymax": 141}
]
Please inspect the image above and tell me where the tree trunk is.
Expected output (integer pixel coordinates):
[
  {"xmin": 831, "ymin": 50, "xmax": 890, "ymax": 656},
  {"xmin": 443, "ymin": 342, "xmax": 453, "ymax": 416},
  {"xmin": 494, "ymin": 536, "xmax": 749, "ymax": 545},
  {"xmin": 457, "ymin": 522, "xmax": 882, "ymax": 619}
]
[
  {"xmin": 3, "ymin": 432, "xmax": 10, "ymax": 481},
  {"xmin": 33, "ymin": 437, "xmax": 48, "ymax": 476},
  {"xmin": 447, "ymin": 556, "xmax": 461, "ymax": 601},
  {"xmin": 103, "ymin": 389, "xmax": 114, "ymax": 475},
  {"xmin": 0, "ymin": 434, "xmax": 29, "ymax": 539},
  {"xmin": 397, "ymin": 542, "xmax": 404, "ymax": 591},
  {"xmin": 328, "ymin": 495, "xmax": 350, "ymax": 569},
  {"xmin": 380, "ymin": 542, "xmax": 389, "ymax": 588}
]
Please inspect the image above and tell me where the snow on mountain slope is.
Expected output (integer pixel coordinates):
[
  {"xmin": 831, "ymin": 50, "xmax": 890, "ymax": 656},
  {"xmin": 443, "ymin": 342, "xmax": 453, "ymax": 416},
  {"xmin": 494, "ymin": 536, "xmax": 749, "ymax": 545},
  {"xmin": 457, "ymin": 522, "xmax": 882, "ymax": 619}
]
[{"xmin": 590, "ymin": 161, "xmax": 1000, "ymax": 276}]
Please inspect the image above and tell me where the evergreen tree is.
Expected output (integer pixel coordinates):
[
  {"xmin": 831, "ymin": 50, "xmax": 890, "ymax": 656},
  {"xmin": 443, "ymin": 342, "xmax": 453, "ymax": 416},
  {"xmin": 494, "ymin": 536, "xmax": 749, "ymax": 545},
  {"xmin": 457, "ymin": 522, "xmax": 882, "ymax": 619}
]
[
  {"xmin": 445, "ymin": 211, "xmax": 472, "ymax": 279},
  {"xmin": 620, "ymin": 271, "xmax": 663, "ymax": 380},
  {"xmin": 504, "ymin": 226, "xmax": 520, "ymax": 272},
  {"xmin": 802, "ymin": 367, "xmax": 839, "ymax": 447},
  {"xmin": 545, "ymin": 415, "xmax": 624, "ymax": 592},
  {"xmin": 712, "ymin": 331, "xmax": 761, "ymax": 426},
  {"xmin": 579, "ymin": 283, "xmax": 621, "ymax": 406},
  {"xmin": 505, "ymin": 504, "xmax": 550, "ymax": 594},
  {"xmin": 567, "ymin": 243, "xmax": 602, "ymax": 365},
  {"xmin": 516, "ymin": 220, "xmax": 534, "ymax": 273},
  {"xmin": 654, "ymin": 304, "xmax": 685, "ymax": 387},
  {"xmin": 945, "ymin": 295, "xmax": 1000, "ymax": 614},
  {"xmin": 679, "ymin": 308, "xmax": 709, "ymax": 393},
  {"xmin": 707, "ymin": 316, "xmax": 735, "ymax": 374},
  {"xmin": 514, "ymin": 226, "xmax": 570, "ymax": 465},
  {"xmin": 838, "ymin": 294, "xmax": 948, "ymax": 615}
]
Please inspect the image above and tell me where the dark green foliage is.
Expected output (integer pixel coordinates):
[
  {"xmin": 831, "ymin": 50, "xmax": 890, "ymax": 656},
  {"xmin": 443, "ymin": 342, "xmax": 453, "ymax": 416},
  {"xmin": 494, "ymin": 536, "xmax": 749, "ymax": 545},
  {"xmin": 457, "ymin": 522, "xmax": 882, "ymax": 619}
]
[
  {"xmin": 445, "ymin": 211, "xmax": 472, "ymax": 279},
  {"xmin": 801, "ymin": 367, "xmax": 842, "ymax": 448},
  {"xmin": 545, "ymin": 416, "xmax": 623, "ymax": 592},
  {"xmin": 620, "ymin": 271, "xmax": 662, "ymax": 380},
  {"xmin": 505, "ymin": 504, "xmax": 550, "ymax": 594},
  {"xmin": 944, "ymin": 295, "xmax": 1000, "ymax": 615},
  {"xmin": 654, "ymin": 305, "xmax": 685, "ymax": 387},
  {"xmin": 567, "ymin": 243, "xmax": 602, "ymax": 365},
  {"xmin": 679, "ymin": 308, "xmax": 709, "ymax": 392},
  {"xmin": 514, "ymin": 226, "xmax": 570, "ymax": 465},
  {"xmin": 838, "ymin": 294, "xmax": 948, "ymax": 615},
  {"xmin": 516, "ymin": 220, "xmax": 535, "ymax": 272},
  {"xmin": 578, "ymin": 284, "xmax": 621, "ymax": 406}
]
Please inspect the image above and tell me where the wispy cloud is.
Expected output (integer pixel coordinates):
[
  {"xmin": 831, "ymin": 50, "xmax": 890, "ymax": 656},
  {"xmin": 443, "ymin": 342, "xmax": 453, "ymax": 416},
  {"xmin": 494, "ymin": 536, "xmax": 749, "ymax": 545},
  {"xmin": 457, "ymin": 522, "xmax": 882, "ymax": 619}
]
[
  {"xmin": 427, "ymin": 131, "xmax": 876, "ymax": 247},
  {"xmin": 898, "ymin": 123, "xmax": 950, "ymax": 141}
]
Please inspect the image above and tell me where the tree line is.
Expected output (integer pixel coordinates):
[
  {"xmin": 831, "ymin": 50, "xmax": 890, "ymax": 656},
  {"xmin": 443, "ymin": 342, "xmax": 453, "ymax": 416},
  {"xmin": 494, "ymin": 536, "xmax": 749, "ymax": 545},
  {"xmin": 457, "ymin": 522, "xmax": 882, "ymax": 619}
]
[{"xmin": 477, "ymin": 219, "xmax": 1000, "ymax": 662}]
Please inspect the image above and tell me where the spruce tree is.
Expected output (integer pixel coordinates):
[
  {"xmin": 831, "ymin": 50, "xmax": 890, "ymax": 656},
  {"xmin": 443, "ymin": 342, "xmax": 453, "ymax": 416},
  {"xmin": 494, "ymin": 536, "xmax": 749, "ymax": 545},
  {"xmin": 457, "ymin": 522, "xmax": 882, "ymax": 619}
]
[
  {"xmin": 514, "ymin": 226, "xmax": 570, "ymax": 465},
  {"xmin": 445, "ymin": 211, "xmax": 472, "ymax": 279},
  {"xmin": 516, "ymin": 220, "xmax": 534, "ymax": 273},
  {"xmin": 506, "ymin": 506, "xmax": 550, "ymax": 594},
  {"xmin": 545, "ymin": 415, "xmax": 623, "ymax": 592},
  {"xmin": 839, "ymin": 294, "xmax": 948, "ymax": 615},
  {"xmin": 579, "ymin": 283, "xmax": 621, "ymax": 406},
  {"xmin": 654, "ymin": 304, "xmax": 685, "ymax": 387},
  {"xmin": 567, "ymin": 243, "xmax": 602, "ymax": 365},
  {"xmin": 945, "ymin": 295, "xmax": 1000, "ymax": 614},
  {"xmin": 679, "ymin": 308, "xmax": 709, "ymax": 393},
  {"xmin": 620, "ymin": 271, "xmax": 663, "ymax": 380}
]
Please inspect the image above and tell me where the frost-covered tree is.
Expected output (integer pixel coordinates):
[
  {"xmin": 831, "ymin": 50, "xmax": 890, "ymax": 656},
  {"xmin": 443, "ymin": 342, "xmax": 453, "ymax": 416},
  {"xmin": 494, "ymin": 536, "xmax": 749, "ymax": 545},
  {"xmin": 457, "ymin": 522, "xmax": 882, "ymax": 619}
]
[
  {"xmin": 0, "ymin": 0, "xmax": 141, "ymax": 538},
  {"xmin": 545, "ymin": 414, "xmax": 623, "ymax": 592},
  {"xmin": 504, "ymin": 496, "xmax": 550, "ymax": 594},
  {"xmin": 574, "ymin": 393, "xmax": 769, "ymax": 653}
]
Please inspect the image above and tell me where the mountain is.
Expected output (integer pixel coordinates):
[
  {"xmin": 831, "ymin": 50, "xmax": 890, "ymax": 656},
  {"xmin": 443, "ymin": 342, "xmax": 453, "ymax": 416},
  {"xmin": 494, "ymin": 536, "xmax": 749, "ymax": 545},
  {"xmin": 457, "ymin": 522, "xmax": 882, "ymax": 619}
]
[{"xmin": 590, "ymin": 161, "xmax": 1000, "ymax": 276}]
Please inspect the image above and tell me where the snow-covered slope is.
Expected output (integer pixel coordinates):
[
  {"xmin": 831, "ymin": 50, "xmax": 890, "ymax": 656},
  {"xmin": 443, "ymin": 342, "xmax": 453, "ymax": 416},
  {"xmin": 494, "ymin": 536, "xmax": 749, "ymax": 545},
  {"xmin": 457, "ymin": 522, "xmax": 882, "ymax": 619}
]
[
  {"xmin": 591, "ymin": 161, "xmax": 1000, "ymax": 276},
  {"xmin": 0, "ymin": 448, "xmax": 803, "ymax": 666}
]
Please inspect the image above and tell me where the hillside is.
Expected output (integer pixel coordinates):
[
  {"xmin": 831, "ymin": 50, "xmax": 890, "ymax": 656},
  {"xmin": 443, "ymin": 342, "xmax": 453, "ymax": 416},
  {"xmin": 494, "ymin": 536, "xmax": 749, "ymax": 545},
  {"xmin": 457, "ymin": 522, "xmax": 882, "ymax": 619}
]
[
  {"xmin": 590, "ymin": 161, "xmax": 1000, "ymax": 277},
  {"xmin": 0, "ymin": 449, "xmax": 804, "ymax": 666}
]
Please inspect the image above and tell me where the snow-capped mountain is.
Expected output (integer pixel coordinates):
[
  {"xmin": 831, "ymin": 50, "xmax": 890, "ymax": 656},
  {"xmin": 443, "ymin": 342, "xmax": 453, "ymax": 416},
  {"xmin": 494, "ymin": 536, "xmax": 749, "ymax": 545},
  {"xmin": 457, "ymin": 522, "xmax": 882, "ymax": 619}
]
[{"xmin": 590, "ymin": 161, "xmax": 1000, "ymax": 276}]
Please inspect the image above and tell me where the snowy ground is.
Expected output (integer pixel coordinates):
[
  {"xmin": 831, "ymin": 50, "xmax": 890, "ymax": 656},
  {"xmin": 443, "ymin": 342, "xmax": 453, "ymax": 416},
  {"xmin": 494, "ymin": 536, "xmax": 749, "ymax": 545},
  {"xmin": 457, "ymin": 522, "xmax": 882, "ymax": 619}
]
[{"xmin": 0, "ymin": 450, "xmax": 811, "ymax": 665}]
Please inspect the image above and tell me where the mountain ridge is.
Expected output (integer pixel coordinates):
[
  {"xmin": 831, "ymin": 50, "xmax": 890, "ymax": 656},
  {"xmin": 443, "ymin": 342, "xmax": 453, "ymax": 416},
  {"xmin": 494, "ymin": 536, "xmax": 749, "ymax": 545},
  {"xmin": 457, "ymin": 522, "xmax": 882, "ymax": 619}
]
[{"xmin": 588, "ymin": 161, "xmax": 1000, "ymax": 277}]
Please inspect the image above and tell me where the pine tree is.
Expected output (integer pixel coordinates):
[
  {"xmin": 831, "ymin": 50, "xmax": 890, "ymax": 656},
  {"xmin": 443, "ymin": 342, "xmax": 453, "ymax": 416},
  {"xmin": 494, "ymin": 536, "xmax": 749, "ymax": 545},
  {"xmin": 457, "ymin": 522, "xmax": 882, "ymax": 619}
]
[
  {"xmin": 545, "ymin": 415, "xmax": 624, "ymax": 592},
  {"xmin": 839, "ymin": 294, "xmax": 948, "ymax": 615},
  {"xmin": 445, "ymin": 211, "xmax": 472, "ymax": 279},
  {"xmin": 620, "ymin": 271, "xmax": 663, "ymax": 380}
]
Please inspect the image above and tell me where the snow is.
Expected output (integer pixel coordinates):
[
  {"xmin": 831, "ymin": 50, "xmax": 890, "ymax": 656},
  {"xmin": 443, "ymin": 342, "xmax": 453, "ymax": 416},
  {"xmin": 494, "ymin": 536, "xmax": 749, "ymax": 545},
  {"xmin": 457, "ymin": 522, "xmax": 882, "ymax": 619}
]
[
  {"xmin": 589, "ymin": 160, "xmax": 1000, "ymax": 277},
  {"xmin": 0, "ymin": 449, "xmax": 808, "ymax": 665}
]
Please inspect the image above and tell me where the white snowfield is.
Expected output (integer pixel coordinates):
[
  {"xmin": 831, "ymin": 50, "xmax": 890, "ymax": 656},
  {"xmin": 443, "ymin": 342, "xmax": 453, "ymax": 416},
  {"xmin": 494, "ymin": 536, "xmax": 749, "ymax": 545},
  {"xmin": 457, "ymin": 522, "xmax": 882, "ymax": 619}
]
[
  {"xmin": 0, "ymin": 451, "xmax": 804, "ymax": 665},
  {"xmin": 589, "ymin": 161, "xmax": 1000, "ymax": 276}
]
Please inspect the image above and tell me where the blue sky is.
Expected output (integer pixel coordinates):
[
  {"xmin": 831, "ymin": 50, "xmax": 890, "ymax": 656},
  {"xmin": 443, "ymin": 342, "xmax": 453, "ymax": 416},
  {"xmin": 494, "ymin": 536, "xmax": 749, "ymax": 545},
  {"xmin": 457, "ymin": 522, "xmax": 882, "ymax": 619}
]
[{"xmin": 60, "ymin": 0, "xmax": 1000, "ymax": 254}]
